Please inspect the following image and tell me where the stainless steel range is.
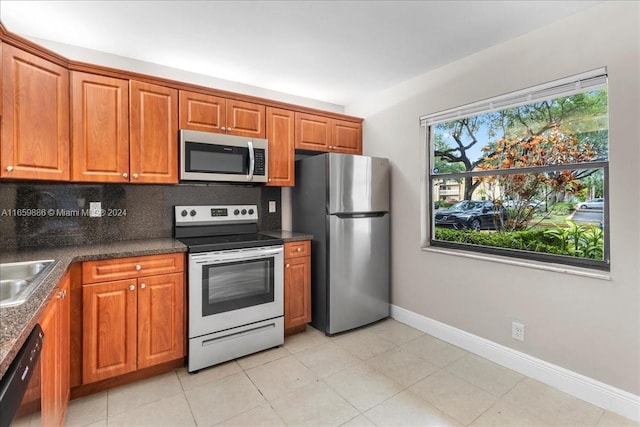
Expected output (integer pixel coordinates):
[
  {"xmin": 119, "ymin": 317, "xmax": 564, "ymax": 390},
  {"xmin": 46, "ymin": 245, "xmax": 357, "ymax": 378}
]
[{"xmin": 174, "ymin": 205, "xmax": 284, "ymax": 373}]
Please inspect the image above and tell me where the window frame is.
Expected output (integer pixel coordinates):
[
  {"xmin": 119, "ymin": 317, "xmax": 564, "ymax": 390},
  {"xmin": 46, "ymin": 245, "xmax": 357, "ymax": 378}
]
[{"xmin": 421, "ymin": 71, "xmax": 610, "ymax": 271}]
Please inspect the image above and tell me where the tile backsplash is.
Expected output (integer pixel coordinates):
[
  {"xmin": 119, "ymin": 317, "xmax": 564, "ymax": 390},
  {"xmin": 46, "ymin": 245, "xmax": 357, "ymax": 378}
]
[{"xmin": 0, "ymin": 182, "xmax": 281, "ymax": 249}]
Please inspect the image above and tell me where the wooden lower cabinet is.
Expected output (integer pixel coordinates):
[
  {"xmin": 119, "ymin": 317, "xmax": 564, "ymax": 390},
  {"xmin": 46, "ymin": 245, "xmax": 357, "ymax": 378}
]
[
  {"xmin": 284, "ymin": 241, "xmax": 311, "ymax": 335},
  {"xmin": 40, "ymin": 270, "xmax": 70, "ymax": 427},
  {"xmin": 81, "ymin": 254, "xmax": 185, "ymax": 384}
]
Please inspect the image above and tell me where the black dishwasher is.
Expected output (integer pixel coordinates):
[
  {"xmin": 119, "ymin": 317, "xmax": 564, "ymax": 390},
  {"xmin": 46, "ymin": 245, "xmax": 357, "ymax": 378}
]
[{"xmin": 0, "ymin": 324, "xmax": 44, "ymax": 427}]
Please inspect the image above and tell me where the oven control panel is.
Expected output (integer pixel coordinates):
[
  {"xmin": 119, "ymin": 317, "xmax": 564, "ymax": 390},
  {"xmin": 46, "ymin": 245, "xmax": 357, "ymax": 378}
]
[{"xmin": 175, "ymin": 205, "xmax": 258, "ymax": 225}]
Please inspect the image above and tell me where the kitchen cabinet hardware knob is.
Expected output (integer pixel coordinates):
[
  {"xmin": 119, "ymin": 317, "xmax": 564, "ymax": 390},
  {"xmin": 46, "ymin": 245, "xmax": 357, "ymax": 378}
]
[
  {"xmin": 297, "ymin": 247, "xmax": 302, "ymax": 252},
  {"xmin": 129, "ymin": 285, "xmax": 135, "ymax": 291},
  {"xmin": 58, "ymin": 291, "xmax": 64, "ymax": 299},
  {"xmin": 140, "ymin": 283, "xmax": 146, "ymax": 289},
  {"xmin": 221, "ymin": 127, "xmax": 226, "ymax": 131},
  {"xmin": 122, "ymin": 172, "xmax": 128, "ymax": 178},
  {"xmin": 228, "ymin": 127, "xmax": 233, "ymax": 131},
  {"xmin": 132, "ymin": 173, "xmax": 139, "ymax": 179},
  {"xmin": 135, "ymin": 264, "xmax": 142, "ymax": 271},
  {"xmin": 6, "ymin": 166, "xmax": 14, "ymax": 172},
  {"xmin": 286, "ymin": 263, "xmax": 290, "ymax": 268}
]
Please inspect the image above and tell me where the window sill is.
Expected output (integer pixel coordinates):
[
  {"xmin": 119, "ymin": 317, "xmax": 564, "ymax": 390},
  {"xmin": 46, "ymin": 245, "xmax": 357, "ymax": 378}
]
[{"xmin": 421, "ymin": 246, "xmax": 611, "ymax": 280}]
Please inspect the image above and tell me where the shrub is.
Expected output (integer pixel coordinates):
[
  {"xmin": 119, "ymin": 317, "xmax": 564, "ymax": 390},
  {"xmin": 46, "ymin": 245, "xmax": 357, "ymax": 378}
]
[{"xmin": 434, "ymin": 223, "xmax": 602, "ymax": 259}]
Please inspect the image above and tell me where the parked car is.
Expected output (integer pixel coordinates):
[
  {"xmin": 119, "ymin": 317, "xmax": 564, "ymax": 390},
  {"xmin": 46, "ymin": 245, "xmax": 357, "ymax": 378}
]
[
  {"xmin": 503, "ymin": 198, "xmax": 545, "ymax": 209},
  {"xmin": 576, "ymin": 198, "xmax": 604, "ymax": 210},
  {"xmin": 434, "ymin": 200, "xmax": 508, "ymax": 231}
]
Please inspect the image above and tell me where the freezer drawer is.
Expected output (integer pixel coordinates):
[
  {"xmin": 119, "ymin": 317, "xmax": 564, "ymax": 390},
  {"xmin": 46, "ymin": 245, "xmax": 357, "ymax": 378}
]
[{"xmin": 328, "ymin": 213, "xmax": 390, "ymax": 334}]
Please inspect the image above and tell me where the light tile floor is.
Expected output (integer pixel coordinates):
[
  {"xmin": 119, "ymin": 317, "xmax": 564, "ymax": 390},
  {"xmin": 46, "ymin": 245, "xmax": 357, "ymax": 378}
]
[{"xmin": 62, "ymin": 319, "xmax": 638, "ymax": 427}]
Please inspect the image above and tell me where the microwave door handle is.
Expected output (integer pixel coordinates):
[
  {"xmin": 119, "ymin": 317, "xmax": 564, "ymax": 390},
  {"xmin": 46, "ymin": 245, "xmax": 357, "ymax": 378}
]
[{"xmin": 247, "ymin": 141, "xmax": 255, "ymax": 181}]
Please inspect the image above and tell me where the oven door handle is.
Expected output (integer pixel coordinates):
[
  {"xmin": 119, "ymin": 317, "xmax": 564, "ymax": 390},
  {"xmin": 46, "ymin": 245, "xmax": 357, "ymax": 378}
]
[{"xmin": 247, "ymin": 141, "xmax": 255, "ymax": 181}]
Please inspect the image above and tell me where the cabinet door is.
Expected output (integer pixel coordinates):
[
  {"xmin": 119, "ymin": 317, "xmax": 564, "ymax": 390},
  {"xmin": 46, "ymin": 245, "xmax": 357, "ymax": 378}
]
[
  {"xmin": 71, "ymin": 71, "xmax": 129, "ymax": 182},
  {"xmin": 284, "ymin": 256, "xmax": 311, "ymax": 330},
  {"xmin": 137, "ymin": 273, "xmax": 185, "ymax": 369},
  {"xmin": 39, "ymin": 288, "xmax": 59, "ymax": 426},
  {"xmin": 179, "ymin": 90, "xmax": 226, "ymax": 133},
  {"xmin": 82, "ymin": 279, "xmax": 137, "ymax": 383},
  {"xmin": 130, "ymin": 80, "xmax": 178, "ymax": 183},
  {"xmin": 40, "ymin": 274, "xmax": 70, "ymax": 426},
  {"xmin": 58, "ymin": 273, "xmax": 71, "ymax": 419},
  {"xmin": 1, "ymin": 44, "xmax": 69, "ymax": 180},
  {"xmin": 266, "ymin": 107, "xmax": 294, "ymax": 186},
  {"xmin": 332, "ymin": 119, "xmax": 362, "ymax": 154},
  {"xmin": 226, "ymin": 99, "xmax": 265, "ymax": 138},
  {"xmin": 294, "ymin": 112, "xmax": 331, "ymax": 151}
]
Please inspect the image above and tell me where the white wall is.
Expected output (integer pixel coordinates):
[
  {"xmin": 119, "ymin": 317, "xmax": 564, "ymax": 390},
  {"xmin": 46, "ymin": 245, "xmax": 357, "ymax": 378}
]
[
  {"xmin": 27, "ymin": 37, "xmax": 343, "ymax": 114},
  {"xmin": 347, "ymin": 1, "xmax": 640, "ymax": 396}
]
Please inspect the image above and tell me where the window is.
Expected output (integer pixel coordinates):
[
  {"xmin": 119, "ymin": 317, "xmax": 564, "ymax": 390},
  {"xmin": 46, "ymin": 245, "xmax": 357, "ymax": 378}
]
[{"xmin": 422, "ymin": 69, "xmax": 609, "ymax": 270}]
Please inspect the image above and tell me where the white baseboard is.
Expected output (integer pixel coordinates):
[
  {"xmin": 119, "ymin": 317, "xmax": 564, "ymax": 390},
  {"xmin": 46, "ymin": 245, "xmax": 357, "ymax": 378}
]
[{"xmin": 391, "ymin": 304, "xmax": 640, "ymax": 422}]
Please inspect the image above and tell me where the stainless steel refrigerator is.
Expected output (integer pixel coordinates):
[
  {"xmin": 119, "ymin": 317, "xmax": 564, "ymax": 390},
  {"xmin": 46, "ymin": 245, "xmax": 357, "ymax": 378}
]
[{"xmin": 292, "ymin": 153, "xmax": 390, "ymax": 335}]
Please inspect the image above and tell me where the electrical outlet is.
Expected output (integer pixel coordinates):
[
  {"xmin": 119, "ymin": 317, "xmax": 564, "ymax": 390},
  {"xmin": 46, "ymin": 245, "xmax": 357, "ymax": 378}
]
[
  {"xmin": 268, "ymin": 200, "xmax": 276, "ymax": 213},
  {"xmin": 512, "ymin": 321, "xmax": 525, "ymax": 341},
  {"xmin": 89, "ymin": 202, "xmax": 102, "ymax": 218}
]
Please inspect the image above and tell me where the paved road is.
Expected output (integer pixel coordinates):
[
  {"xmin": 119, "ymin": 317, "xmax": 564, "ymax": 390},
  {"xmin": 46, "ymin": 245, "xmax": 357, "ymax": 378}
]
[{"xmin": 571, "ymin": 209, "xmax": 603, "ymax": 223}]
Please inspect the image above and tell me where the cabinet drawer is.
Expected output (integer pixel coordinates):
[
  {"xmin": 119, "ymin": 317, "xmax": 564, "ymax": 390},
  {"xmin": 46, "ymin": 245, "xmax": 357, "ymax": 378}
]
[
  {"xmin": 284, "ymin": 241, "xmax": 311, "ymax": 259},
  {"xmin": 83, "ymin": 253, "xmax": 184, "ymax": 283}
]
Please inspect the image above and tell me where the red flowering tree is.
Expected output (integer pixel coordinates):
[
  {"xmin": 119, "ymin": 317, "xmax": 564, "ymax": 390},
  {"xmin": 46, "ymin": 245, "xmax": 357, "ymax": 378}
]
[{"xmin": 476, "ymin": 127, "xmax": 598, "ymax": 230}]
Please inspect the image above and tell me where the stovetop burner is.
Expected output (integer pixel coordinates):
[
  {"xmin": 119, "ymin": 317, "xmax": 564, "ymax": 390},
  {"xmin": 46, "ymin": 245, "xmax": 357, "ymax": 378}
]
[
  {"xmin": 174, "ymin": 204, "xmax": 283, "ymax": 252},
  {"xmin": 178, "ymin": 233, "xmax": 283, "ymax": 252}
]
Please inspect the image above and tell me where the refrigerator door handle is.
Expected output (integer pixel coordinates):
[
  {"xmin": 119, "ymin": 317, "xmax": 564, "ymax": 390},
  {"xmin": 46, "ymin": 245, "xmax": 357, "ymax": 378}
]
[{"xmin": 335, "ymin": 212, "xmax": 387, "ymax": 219}]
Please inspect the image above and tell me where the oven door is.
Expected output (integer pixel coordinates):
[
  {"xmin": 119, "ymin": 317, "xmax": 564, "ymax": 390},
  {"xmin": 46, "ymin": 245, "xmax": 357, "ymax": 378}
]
[{"xmin": 188, "ymin": 245, "xmax": 283, "ymax": 338}]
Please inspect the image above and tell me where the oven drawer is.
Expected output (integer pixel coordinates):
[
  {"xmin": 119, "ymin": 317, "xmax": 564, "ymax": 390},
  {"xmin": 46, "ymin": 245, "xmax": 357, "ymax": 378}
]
[
  {"xmin": 284, "ymin": 241, "xmax": 310, "ymax": 259},
  {"xmin": 188, "ymin": 317, "xmax": 283, "ymax": 372},
  {"xmin": 83, "ymin": 253, "xmax": 184, "ymax": 283}
]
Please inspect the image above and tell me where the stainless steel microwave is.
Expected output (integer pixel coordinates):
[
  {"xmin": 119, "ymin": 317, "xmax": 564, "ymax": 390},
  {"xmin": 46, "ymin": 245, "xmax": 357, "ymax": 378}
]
[{"xmin": 179, "ymin": 129, "xmax": 268, "ymax": 183}]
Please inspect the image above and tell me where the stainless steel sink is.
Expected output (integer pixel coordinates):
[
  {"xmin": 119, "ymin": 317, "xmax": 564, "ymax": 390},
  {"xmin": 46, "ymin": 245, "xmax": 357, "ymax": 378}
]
[{"xmin": 0, "ymin": 260, "xmax": 55, "ymax": 307}]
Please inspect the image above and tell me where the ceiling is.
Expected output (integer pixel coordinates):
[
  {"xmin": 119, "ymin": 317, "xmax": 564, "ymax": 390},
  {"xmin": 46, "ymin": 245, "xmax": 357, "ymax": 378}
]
[{"xmin": 0, "ymin": 1, "xmax": 601, "ymax": 106}]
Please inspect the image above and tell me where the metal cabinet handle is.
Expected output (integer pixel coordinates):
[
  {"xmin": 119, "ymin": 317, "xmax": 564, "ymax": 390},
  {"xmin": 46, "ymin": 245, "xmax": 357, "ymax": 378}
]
[
  {"xmin": 122, "ymin": 172, "xmax": 128, "ymax": 179},
  {"xmin": 135, "ymin": 264, "xmax": 142, "ymax": 271},
  {"xmin": 140, "ymin": 283, "xmax": 146, "ymax": 289},
  {"xmin": 129, "ymin": 285, "xmax": 136, "ymax": 291},
  {"xmin": 228, "ymin": 127, "xmax": 233, "ymax": 131},
  {"xmin": 221, "ymin": 127, "xmax": 226, "ymax": 131},
  {"xmin": 297, "ymin": 247, "xmax": 302, "ymax": 252},
  {"xmin": 132, "ymin": 173, "xmax": 139, "ymax": 179},
  {"xmin": 286, "ymin": 263, "xmax": 290, "ymax": 268},
  {"xmin": 6, "ymin": 166, "xmax": 14, "ymax": 172}
]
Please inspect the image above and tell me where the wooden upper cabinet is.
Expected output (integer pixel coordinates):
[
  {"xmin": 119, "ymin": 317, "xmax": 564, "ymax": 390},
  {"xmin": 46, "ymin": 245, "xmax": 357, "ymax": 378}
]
[
  {"xmin": 130, "ymin": 80, "xmax": 178, "ymax": 184},
  {"xmin": 332, "ymin": 119, "xmax": 362, "ymax": 154},
  {"xmin": 179, "ymin": 90, "xmax": 265, "ymax": 138},
  {"xmin": 1, "ymin": 43, "xmax": 69, "ymax": 180},
  {"xmin": 226, "ymin": 99, "xmax": 265, "ymax": 138},
  {"xmin": 295, "ymin": 112, "xmax": 331, "ymax": 152},
  {"xmin": 179, "ymin": 90, "xmax": 225, "ymax": 133},
  {"xmin": 71, "ymin": 72, "xmax": 129, "ymax": 182},
  {"xmin": 294, "ymin": 112, "xmax": 362, "ymax": 155},
  {"xmin": 266, "ymin": 107, "xmax": 294, "ymax": 187}
]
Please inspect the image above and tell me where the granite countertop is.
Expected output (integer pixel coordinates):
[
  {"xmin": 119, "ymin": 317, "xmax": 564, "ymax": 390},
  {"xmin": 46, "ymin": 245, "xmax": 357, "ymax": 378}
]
[
  {"xmin": 261, "ymin": 230, "xmax": 314, "ymax": 242},
  {"xmin": 0, "ymin": 238, "xmax": 187, "ymax": 379}
]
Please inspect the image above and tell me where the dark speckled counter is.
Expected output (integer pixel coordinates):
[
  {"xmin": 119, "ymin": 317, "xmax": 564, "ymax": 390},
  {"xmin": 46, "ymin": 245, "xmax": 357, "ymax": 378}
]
[
  {"xmin": 0, "ymin": 238, "xmax": 187, "ymax": 379},
  {"xmin": 261, "ymin": 230, "xmax": 313, "ymax": 242}
]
